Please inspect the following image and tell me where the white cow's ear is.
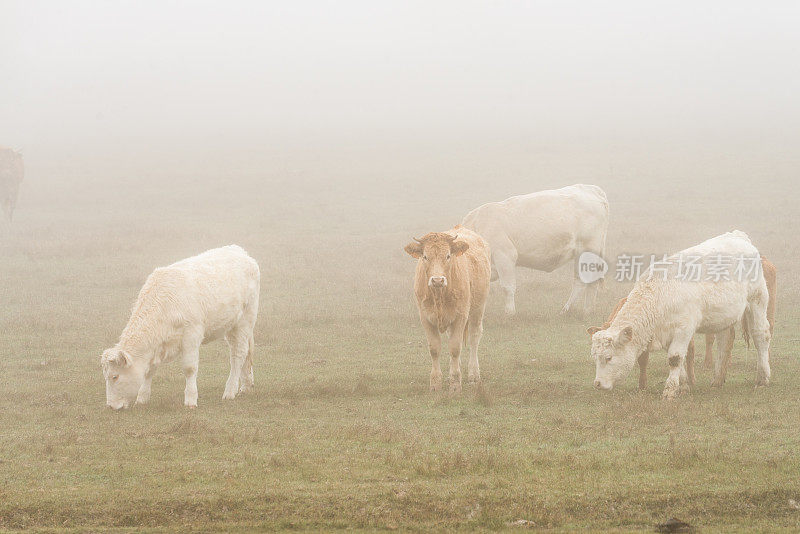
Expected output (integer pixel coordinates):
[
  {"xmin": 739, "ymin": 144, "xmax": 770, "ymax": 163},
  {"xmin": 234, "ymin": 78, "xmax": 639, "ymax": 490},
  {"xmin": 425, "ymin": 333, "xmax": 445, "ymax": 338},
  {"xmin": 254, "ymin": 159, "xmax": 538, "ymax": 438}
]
[
  {"xmin": 617, "ymin": 326, "xmax": 633, "ymax": 345},
  {"xmin": 110, "ymin": 350, "xmax": 132, "ymax": 368}
]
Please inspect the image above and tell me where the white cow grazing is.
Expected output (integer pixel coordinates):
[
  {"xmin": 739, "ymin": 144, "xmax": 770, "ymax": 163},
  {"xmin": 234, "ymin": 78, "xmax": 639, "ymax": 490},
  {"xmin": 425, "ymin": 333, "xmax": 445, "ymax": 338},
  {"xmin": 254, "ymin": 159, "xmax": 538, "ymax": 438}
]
[
  {"xmin": 100, "ymin": 245, "xmax": 260, "ymax": 409},
  {"xmin": 592, "ymin": 231, "xmax": 771, "ymax": 399},
  {"xmin": 462, "ymin": 184, "xmax": 609, "ymax": 315}
]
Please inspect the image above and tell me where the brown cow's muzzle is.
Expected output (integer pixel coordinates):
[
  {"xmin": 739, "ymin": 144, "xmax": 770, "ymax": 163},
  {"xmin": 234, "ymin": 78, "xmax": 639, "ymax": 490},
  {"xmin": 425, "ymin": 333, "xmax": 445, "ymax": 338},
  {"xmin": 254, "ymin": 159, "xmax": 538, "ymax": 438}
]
[{"xmin": 428, "ymin": 276, "xmax": 447, "ymax": 288}]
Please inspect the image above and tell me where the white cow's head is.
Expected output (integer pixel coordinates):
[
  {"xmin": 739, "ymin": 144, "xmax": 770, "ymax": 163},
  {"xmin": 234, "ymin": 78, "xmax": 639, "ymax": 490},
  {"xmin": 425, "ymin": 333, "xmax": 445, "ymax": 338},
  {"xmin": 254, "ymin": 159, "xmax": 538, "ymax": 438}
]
[
  {"xmin": 591, "ymin": 326, "xmax": 637, "ymax": 390},
  {"xmin": 100, "ymin": 347, "xmax": 146, "ymax": 409}
]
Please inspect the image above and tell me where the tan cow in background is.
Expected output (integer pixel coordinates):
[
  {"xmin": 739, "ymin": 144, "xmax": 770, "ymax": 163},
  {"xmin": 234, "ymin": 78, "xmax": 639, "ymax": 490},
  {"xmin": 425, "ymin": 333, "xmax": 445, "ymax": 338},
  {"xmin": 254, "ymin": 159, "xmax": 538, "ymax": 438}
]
[
  {"xmin": 0, "ymin": 147, "xmax": 24, "ymax": 223},
  {"xmin": 405, "ymin": 225, "xmax": 491, "ymax": 393},
  {"xmin": 702, "ymin": 256, "xmax": 777, "ymax": 384}
]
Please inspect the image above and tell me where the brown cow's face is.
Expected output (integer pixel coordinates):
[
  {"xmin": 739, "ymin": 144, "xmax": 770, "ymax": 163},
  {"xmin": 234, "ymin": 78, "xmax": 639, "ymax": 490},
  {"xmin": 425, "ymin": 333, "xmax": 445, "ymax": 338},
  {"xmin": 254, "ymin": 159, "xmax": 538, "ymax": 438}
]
[{"xmin": 404, "ymin": 233, "xmax": 469, "ymax": 289}]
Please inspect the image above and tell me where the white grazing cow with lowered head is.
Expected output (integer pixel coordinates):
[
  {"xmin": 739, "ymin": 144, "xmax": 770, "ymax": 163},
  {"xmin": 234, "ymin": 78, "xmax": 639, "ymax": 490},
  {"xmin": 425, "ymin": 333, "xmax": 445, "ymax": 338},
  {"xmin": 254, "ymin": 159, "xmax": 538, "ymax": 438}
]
[
  {"xmin": 591, "ymin": 231, "xmax": 771, "ymax": 399},
  {"xmin": 100, "ymin": 245, "xmax": 260, "ymax": 409},
  {"xmin": 462, "ymin": 184, "xmax": 609, "ymax": 316}
]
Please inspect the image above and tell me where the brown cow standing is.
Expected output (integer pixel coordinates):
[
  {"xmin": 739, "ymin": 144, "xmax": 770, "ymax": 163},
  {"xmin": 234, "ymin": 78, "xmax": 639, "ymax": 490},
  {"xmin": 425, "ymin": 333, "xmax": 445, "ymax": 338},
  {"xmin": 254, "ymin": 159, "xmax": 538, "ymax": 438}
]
[
  {"xmin": 0, "ymin": 147, "xmax": 24, "ymax": 223},
  {"xmin": 405, "ymin": 225, "xmax": 491, "ymax": 393},
  {"xmin": 589, "ymin": 256, "xmax": 776, "ymax": 389}
]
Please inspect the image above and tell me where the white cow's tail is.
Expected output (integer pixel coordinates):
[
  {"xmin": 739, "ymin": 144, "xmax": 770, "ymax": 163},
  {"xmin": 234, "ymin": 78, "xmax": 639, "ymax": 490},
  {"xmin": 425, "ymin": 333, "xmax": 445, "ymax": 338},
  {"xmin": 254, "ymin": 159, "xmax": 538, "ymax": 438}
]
[
  {"xmin": 597, "ymin": 189, "xmax": 610, "ymax": 291},
  {"xmin": 741, "ymin": 310, "xmax": 752, "ymax": 349}
]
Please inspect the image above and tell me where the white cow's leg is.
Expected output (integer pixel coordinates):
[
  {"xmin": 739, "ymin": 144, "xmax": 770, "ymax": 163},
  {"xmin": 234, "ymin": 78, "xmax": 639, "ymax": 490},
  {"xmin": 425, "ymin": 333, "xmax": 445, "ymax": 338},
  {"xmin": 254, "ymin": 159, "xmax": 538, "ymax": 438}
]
[
  {"xmin": 180, "ymin": 331, "xmax": 202, "ymax": 408},
  {"xmin": 494, "ymin": 252, "xmax": 517, "ymax": 315},
  {"xmin": 447, "ymin": 317, "xmax": 467, "ymax": 394},
  {"xmin": 663, "ymin": 332, "xmax": 693, "ymax": 400},
  {"xmin": 223, "ymin": 328, "xmax": 248, "ymax": 400},
  {"xmin": 135, "ymin": 375, "xmax": 152, "ymax": 405},
  {"xmin": 182, "ymin": 355, "xmax": 200, "ymax": 408},
  {"xmin": 583, "ymin": 281, "xmax": 600, "ymax": 314},
  {"xmin": 466, "ymin": 311, "xmax": 485, "ymax": 384},
  {"xmin": 711, "ymin": 327, "xmax": 733, "ymax": 387},
  {"xmin": 238, "ymin": 334, "xmax": 255, "ymax": 394},
  {"xmin": 561, "ymin": 278, "xmax": 586, "ymax": 316},
  {"xmin": 749, "ymin": 303, "xmax": 772, "ymax": 387},
  {"xmin": 422, "ymin": 319, "xmax": 442, "ymax": 392},
  {"xmin": 580, "ymin": 234, "xmax": 606, "ymax": 313}
]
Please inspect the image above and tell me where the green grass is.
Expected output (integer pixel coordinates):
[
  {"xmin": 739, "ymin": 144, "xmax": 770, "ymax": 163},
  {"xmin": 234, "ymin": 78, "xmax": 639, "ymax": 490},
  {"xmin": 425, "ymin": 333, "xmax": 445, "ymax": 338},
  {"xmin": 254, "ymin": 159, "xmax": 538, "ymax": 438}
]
[{"xmin": 1, "ymin": 145, "xmax": 799, "ymax": 531}]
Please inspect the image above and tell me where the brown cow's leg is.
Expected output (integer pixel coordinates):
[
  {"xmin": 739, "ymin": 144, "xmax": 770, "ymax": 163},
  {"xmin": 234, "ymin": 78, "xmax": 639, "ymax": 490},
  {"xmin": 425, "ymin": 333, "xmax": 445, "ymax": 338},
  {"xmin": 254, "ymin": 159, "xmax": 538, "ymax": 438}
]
[
  {"xmin": 686, "ymin": 339, "xmax": 696, "ymax": 387},
  {"xmin": 723, "ymin": 325, "xmax": 735, "ymax": 377},
  {"xmin": 711, "ymin": 328, "xmax": 733, "ymax": 387},
  {"xmin": 447, "ymin": 317, "xmax": 467, "ymax": 394},
  {"xmin": 466, "ymin": 312, "xmax": 485, "ymax": 384},
  {"xmin": 704, "ymin": 333, "xmax": 715, "ymax": 370},
  {"xmin": 637, "ymin": 351, "xmax": 649, "ymax": 390},
  {"xmin": 422, "ymin": 320, "xmax": 442, "ymax": 392}
]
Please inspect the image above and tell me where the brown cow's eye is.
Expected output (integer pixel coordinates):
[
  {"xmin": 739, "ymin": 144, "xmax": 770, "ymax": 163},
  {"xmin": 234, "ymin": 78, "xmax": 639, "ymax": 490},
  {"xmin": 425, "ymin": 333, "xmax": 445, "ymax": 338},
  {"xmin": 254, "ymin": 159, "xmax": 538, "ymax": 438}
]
[
  {"xmin": 422, "ymin": 255, "xmax": 428, "ymax": 261},
  {"xmin": 111, "ymin": 375, "xmax": 119, "ymax": 381},
  {"xmin": 446, "ymin": 253, "xmax": 451, "ymax": 260}
]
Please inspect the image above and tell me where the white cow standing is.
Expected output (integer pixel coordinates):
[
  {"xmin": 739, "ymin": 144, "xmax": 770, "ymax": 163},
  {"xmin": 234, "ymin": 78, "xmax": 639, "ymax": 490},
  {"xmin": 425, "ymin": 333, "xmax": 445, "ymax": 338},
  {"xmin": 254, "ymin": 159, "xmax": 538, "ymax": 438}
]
[
  {"xmin": 591, "ymin": 231, "xmax": 771, "ymax": 399},
  {"xmin": 100, "ymin": 245, "xmax": 260, "ymax": 409},
  {"xmin": 462, "ymin": 184, "xmax": 609, "ymax": 315}
]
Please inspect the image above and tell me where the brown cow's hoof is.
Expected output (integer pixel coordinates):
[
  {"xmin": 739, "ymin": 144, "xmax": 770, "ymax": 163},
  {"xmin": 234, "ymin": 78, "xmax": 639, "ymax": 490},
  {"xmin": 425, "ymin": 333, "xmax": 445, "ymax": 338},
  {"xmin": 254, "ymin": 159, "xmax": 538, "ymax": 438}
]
[
  {"xmin": 449, "ymin": 381, "xmax": 462, "ymax": 394},
  {"xmin": 430, "ymin": 375, "xmax": 442, "ymax": 392}
]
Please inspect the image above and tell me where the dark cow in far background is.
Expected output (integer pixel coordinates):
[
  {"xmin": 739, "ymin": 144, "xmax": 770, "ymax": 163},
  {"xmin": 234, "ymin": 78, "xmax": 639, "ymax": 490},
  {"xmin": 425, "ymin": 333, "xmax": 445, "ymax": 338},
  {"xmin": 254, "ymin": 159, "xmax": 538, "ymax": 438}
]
[{"xmin": 0, "ymin": 147, "xmax": 24, "ymax": 223}]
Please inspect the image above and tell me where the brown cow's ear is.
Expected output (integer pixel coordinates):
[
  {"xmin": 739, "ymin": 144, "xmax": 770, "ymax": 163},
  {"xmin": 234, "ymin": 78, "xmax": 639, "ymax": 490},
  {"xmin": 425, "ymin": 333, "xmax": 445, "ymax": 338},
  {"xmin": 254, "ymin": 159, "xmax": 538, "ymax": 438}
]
[
  {"xmin": 404, "ymin": 242, "xmax": 423, "ymax": 258},
  {"xmin": 587, "ymin": 326, "xmax": 602, "ymax": 336},
  {"xmin": 451, "ymin": 240, "xmax": 469, "ymax": 257},
  {"xmin": 618, "ymin": 326, "xmax": 633, "ymax": 345}
]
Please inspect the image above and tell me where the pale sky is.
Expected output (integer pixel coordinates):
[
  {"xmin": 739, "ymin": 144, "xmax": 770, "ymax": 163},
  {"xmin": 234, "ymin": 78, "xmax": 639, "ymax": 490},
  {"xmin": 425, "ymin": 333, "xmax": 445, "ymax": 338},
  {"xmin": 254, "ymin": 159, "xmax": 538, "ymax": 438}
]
[{"xmin": 2, "ymin": 1, "xmax": 799, "ymax": 149}]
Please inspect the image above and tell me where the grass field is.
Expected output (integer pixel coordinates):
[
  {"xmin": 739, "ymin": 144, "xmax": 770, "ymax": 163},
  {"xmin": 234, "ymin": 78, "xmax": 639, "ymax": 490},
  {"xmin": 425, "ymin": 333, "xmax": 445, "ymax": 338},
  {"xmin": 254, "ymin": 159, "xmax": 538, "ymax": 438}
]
[{"xmin": 1, "ymin": 143, "xmax": 799, "ymax": 531}]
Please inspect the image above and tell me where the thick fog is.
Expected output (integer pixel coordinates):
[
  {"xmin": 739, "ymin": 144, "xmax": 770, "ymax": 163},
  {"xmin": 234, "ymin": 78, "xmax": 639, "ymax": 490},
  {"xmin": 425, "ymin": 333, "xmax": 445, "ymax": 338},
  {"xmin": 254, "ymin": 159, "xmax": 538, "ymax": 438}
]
[{"xmin": 4, "ymin": 1, "xmax": 800, "ymax": 155}]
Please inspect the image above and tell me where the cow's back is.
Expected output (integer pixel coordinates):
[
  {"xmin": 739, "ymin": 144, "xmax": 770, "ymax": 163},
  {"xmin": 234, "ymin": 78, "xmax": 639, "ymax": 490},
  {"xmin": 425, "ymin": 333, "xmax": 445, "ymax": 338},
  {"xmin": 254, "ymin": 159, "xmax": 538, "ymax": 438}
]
[
  {"xmin": 135, "ymin": 246, "xmax": 260, "ymax": 346},
  {"xmin": 463, "ymin": 184, "xmax": 608, "ymax": 270},
  {"xmin": 634, "ymin": 231, "xmax": 767, "ymax": 339}
]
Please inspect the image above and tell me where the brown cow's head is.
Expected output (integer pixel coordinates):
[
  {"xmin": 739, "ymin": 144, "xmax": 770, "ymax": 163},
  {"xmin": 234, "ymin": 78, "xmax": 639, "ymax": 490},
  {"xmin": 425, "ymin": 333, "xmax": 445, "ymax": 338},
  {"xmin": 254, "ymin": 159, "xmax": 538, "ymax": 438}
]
[{"xmin": 404, "ymin": 232, "xmax": 469, "ymax": 289}]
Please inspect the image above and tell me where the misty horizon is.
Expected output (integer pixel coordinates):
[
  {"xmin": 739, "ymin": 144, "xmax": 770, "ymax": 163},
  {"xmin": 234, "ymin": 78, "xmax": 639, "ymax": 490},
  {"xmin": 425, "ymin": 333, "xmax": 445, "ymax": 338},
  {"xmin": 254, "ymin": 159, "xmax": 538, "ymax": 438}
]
[{"xmin": 3, "ymin": 1, "xmax": 800, "ymax": 154}]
